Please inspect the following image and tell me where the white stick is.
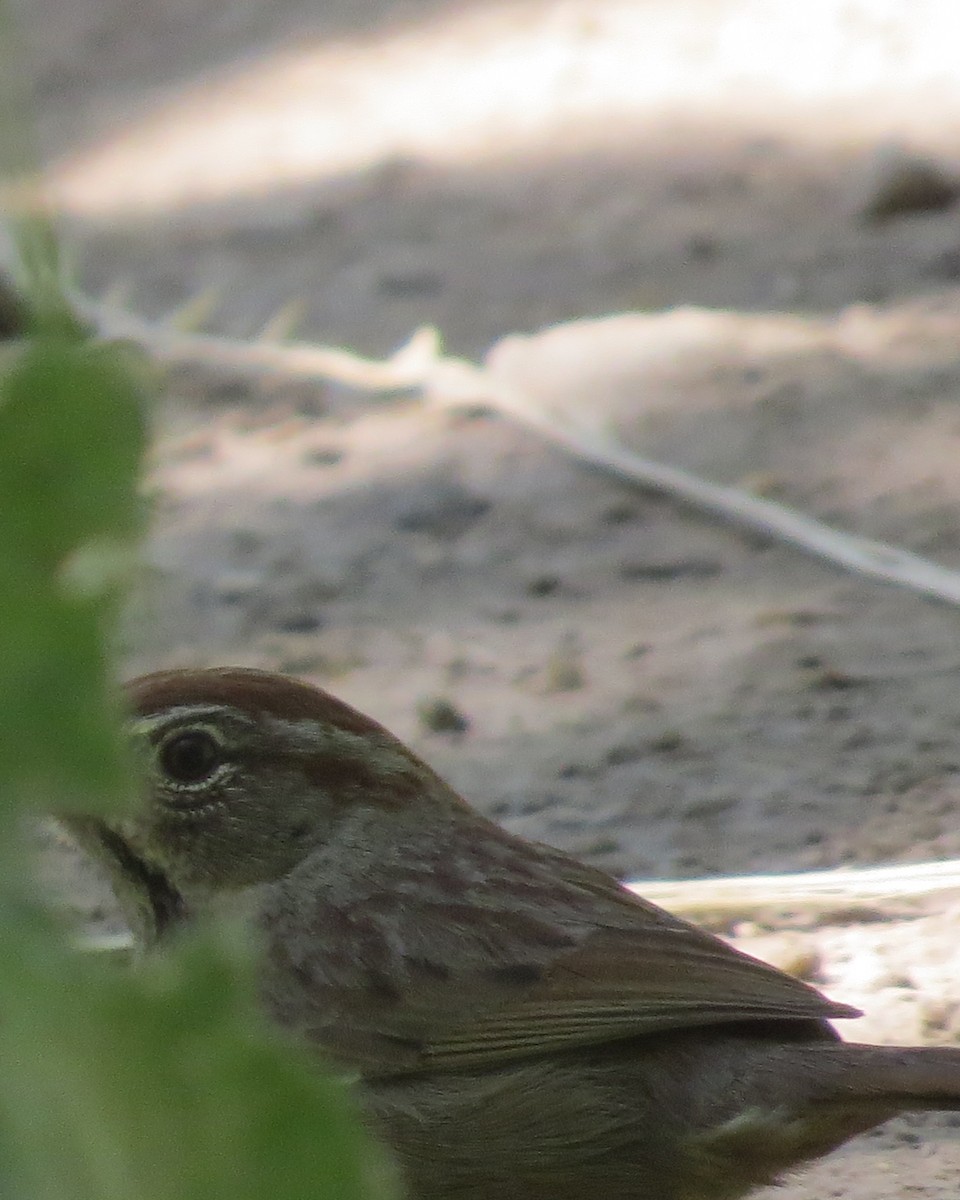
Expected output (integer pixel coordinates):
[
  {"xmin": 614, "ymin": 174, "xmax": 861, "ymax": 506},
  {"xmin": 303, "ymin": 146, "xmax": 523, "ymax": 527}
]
[
  {"xmin": 629, "ymin": 857, "xmax": 960, "ymax": 921},
  {"xmin": 78, "ymin": 304, "xmax": 960, "ymax": 609}
]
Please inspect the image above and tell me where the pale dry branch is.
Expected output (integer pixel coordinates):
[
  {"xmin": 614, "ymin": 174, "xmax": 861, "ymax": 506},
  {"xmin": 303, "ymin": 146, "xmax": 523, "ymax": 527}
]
[
  {"xmin": 629, "ymin": 858, "xmax": 960, "ymax": 924},
  {"xmin": 74, "ymin": 300, "xmax": 960, "ymax": 609},
  {"xmin": 78, "ymin": 295, "xmax": 441, "ymax": 391}
]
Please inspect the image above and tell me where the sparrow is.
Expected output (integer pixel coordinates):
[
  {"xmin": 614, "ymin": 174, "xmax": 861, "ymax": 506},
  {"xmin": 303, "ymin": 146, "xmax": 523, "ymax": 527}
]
[{"xmin": 63, "ymin": 667, "xmax": 960, "ymax": 1200}]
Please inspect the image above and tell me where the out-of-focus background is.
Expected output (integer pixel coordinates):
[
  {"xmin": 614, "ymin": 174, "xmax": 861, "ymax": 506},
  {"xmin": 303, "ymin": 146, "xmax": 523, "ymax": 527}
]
[{"xmin": 14, "ymin": 2, "xmax": 960, "ymax": 1194}]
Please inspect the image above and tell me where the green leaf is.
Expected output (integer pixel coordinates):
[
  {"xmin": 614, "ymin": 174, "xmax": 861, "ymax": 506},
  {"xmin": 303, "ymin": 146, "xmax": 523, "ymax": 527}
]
[
  {"xmin": 0, "ymin": 338, "xmax": 144, "ymax": 576},
  {"xmin": 0, "ymin": 123, "xmax": 394, "ymax": 1200},
  {"xmin": 0, "ymin": 912, "xmax": 395, "ymax": 1200},
  {"xmin": 0, "ymin": 336, "xmax": 145, "ymax": 806}
]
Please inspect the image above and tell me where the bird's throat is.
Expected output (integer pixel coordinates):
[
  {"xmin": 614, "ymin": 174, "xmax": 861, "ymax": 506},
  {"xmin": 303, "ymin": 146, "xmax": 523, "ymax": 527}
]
[{"xmin": 63, "ymin": 816, "xmax": 188, "ymax": 946}]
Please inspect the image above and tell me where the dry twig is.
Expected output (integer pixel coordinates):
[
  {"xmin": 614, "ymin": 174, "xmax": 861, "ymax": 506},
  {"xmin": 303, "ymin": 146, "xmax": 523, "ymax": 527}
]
[
  {"xmin": 630, "ymin": 858, "xmax": 960, "ymax": 924},
  {"xmin": 72, "ymin": 300, "xmax": 960, "ymax": 608}
]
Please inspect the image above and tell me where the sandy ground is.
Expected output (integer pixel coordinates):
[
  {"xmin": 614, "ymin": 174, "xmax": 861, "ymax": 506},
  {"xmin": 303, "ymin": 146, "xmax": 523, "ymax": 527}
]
[{"xmin": 13, "ymin": 0, "xmax": 960, "ymax": 1195}]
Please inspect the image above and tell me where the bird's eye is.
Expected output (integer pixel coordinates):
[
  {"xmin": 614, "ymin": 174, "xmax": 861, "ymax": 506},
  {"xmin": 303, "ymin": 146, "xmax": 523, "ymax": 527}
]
[{"xmin": 158, "ymin": 729, "xmax": 222, "ymax": 786}]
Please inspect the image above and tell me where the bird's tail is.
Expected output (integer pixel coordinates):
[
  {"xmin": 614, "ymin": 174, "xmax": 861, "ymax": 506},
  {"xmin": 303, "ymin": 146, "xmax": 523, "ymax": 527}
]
[{"xmin": 820, "ymin": 1042, "xmax": 960, "ymax": 1110}]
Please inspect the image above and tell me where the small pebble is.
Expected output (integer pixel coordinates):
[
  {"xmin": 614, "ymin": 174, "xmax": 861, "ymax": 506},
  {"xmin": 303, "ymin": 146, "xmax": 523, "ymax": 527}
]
[
  {"xmin": 857, "ymin": 143, "xmax": 960, "ymax": 222},
  {"xmin": 417, "ymin": 697, "xmax": 470, "ymax": 735}
]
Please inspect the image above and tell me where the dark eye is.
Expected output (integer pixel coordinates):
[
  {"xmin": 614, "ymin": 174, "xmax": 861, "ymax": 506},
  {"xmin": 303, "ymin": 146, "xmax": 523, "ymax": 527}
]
[{"xmin": 158, "ymin": 729, "xmax": 222, "ymax": 786}]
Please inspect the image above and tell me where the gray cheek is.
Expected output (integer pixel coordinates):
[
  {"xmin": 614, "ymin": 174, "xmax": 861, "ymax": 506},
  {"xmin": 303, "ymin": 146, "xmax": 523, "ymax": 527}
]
[{"xmin": 147, "ymin": 798, "xmax": 230, "ymax": 884}]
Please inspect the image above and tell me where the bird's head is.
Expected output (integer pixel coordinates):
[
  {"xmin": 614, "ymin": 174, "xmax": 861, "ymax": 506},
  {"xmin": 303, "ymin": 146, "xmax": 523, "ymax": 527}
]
[{"xmin": 63, "ymin": 667, "xmax": 463, "ymax": 944}]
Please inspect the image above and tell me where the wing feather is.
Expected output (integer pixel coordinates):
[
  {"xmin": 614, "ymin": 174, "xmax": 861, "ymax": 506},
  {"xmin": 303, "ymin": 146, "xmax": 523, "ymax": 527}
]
[
  {"xmin": 372, "ymin": 852, "xmax": 859, "ymax": 1073},
  {"xmin": 417, "ymin": 918, "xmax": 856, "ymax": 1069}
]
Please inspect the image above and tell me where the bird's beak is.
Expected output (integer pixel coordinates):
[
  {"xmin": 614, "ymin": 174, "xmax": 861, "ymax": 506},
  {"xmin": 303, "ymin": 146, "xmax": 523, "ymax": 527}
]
[{"xmin": 58, "ymin": 815, "xmax": 188, "ymax": 948}]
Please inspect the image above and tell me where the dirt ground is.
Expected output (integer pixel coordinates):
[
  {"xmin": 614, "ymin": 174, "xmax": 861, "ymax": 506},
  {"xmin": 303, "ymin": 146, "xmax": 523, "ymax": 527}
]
[{"xmin": 14, "ymin": 0, "xmax": 960, "ymax": 1195}]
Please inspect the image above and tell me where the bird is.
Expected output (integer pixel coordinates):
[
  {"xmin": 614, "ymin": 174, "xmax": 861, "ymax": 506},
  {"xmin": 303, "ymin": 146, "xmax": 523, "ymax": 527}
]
[{"xmin": 63, "ymin": 666, "xmax": 960, "ymax": 1200}]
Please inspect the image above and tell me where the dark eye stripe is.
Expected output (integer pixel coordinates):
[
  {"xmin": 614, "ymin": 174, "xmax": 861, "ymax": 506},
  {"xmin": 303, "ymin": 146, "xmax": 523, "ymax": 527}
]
[{"xmin": 94, "ymin": 824, "xmax": 187, "ymax": 941}]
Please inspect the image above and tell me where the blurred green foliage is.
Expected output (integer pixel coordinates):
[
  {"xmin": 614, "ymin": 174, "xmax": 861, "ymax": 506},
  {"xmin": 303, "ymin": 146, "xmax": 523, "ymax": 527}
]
[
  {"xmin": 0, "ymin": 223, "xmax": 395, "ymax": 1198},
  {"xmin": 0, "ymin": 332, "xmax": 144, "ymax": 806}
]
